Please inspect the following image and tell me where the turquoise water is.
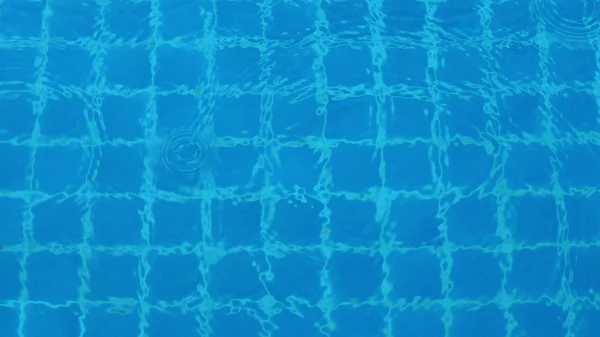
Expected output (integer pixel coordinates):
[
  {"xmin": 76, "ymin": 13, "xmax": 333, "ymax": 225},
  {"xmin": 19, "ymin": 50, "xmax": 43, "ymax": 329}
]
[{"xmin": 1, "ymin": 0, "xmax": 600, "ymax": 336}]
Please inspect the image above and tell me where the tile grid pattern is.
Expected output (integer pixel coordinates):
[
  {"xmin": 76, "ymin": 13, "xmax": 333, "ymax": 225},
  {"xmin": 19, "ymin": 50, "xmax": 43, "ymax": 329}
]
[{"xmin": 0, "ymin": 0, "xmax": 600, "ymax": 336}]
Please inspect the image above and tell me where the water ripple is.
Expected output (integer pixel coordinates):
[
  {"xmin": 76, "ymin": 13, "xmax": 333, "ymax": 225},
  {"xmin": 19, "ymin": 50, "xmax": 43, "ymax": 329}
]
[
  {"xmin": 531, "ymin": 0, "xmax": 600, "ymax": 46},
  {"xmin": 160, "ymin": 128, "xmax": 213, "ymax": 176}
]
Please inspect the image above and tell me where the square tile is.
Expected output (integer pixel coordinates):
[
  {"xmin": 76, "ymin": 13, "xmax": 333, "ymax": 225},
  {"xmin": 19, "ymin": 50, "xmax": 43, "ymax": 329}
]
[
  {"xmin": 153, "ymin": 199, "xmax": 203, "ymax": 245},
  {"xmin": 0, "ymin": 198, "xmax": 24, "ymax": 245},
  {"xmin": 0, "ymin": 252, "xmax": 21, "ymax": 301},
  {"xmin": 558, "ymin": 143, "xmax": 600, "ymax": 189},
  {"xmin": 271, "ymin": 44, "xmax": 316, "ymax": 85},
  {"xmin": 214, "ymin": 145, "xmax": 260, "ymax": 188},
  {"xmin": 497, "ymin": 92, "xmax": 544, "ymax": 136},
  {"xmin": 24, "ymin": 304, "xmax": 81, "ymax": 337},
  {"xmin": 105, "ymin": 0, "xmax": 152, "ymax": 41},
  {"xmin": 329, "ymin": 251, "xmax": 384, "ymax": 301},
  {"xmin": 271, "ymin": 94, "xmax": 322, "ymax": 140},
  {"xmin": 88, "ymin": 253, "xmax": 139, "ymax": 300},
  {"xmin": 331, "ymin": 143, "xmax": 380, "ymax": 192},
  {"xmin": 156, "ymin": 46, "xmax": 207, "ymax": 89},
  {"xmin": 148, "ymin": 309, "xmax": 202, "ymax": 336},
  {"xmin": 328, "ymin": 197, "xmax": 380, "ymax": 245},
  {"xmin": 383, "ymin": 1, "xmax": 427, "ymax": 36},
  {"xmin": 0, "ymin": 306, "xmax": 18, "ymax": 337},
  {"xmin": 101, "ymin": 93, "xmax": 147, "ymax": 140},
  {"xmin": 212, "ymin": 199, "xmax": 263, "ymax": 248},
  {"xmin": 156, "ymin": 94, "xmax": 199, "ymax": 132},
  {"xmin": 105, "ymin": 46, "xmax": 151, "ymax": 89},
  {"xmin": 96, "ymin": 144, "xmax": 145, "ymax": 193},
  {"xmin": 440, "ymin": 94, "xmax": 487, "ymax": 139},
  {"xmin": 267, "ymin": 1, "xmax": 315, "ymax": 39},
  {"xmin": 214, "ymin": 94, "xmax": 261, "ymax": 137},
  {"xmin": 273, "ymin": 145, "xmax": 323, "ymax": 192},
  {"xmin": 506, "ymin": 195, "xmax": 559, "ymax": 244},
  {"xmin": 216, "ymin": 0, "xmax": 262, "ymax": 36},
  {"xmin": 384, "ymin": 143, "xmax": 431, "ymax": 191},
  {"xmin": 46, "ymin": 44, "xmax": 93, "ymax": 88},
  {"xmin": 90, "ymin": 197, "xmax": 145, "ymax": 245},
  {"xmin": 211, "ymin": 305, "xmax": 263, "ymax": 337},
  {"xmin": 436, "ymin": 0, "xmax": 482, "ymax": 37},
  {"xmin": 323, "ymin": 0, "xmax": 369, "ymax": 36},
  {"xmin": 388, "ymin": 97, "xmax": 433, "ymax": 139},
  {"xmin": 208, "ymin": 251, "xmax": 268, "ymax": 301},
  {"xmin": 390, "ymin": 197, "xmax": 442, "ymax": 247},
  {"xmin": 507, "ymin": 247, "xmax": 562, "ymax": 299},
  {"xmin": 271, "ymin": 197, "xmax": 324, "ymax": 245},
  {"xmin": 331, "ymin": 305, "xmax": 387, "ymax": 337},
  {"xmin": 324, "ymin": 45, "xmax": 373, "ymax": 87},
  {"xmin": 0, "ymin": 47, "xmax": 37, "ymax": 84},
  {"xmin": 387, "ymin": 248, "xmax": 442, "ymax": 300},
  {"xmin": 34, "ymin": 144, "xmax": 87, "ymax": 194},
  {"xmin": 159, "ymin": 0, "xmax": 206, "ymax": 39},
  {"xmin": 451, "ymin": 305, "xmax": 506, "ymax": 337},
  {"xmin": 85, "ymin": 306, "xmax": 139, "ymax": 336},
  {"xmin": 444, "ymin": 142, "xmax": 494, "ymax": 192},
  {"xmin": 147, "ymin": 252, "xmax": 202, "ymax": 302},
  {"xmin": 490, "ymin": 0, "xmax": 536, "ymax": 38},
  {"xmin": 40, "ymin": 96, "xmax": 89, "ymax": 138},
  {"xmin": 564, "ymin": 193, "xmax": 600, "ymax": 242},
  {"xmin": 32, "ymin": 196, "xmax": 84, "ymax": 245},
  {"xmin": 27, "ymin": 252, "xmax": 82, "ymax": 302},
  {"xmin": 0, "ymin": 0, "xmax": 44, "ymax": 38},
  {"xmin": 269, "ymin": 251, "xmax": 323, "ymax": 303},
  {"xmin": 215, "ymin": 47, "xmax": 261, "ymax": 85},
  {"xmin": 551, "ymin": 46, "xmax": 596, "ymax": 83},
  {"xmin": 450, "ymin": 250, "xmax": 502, "ymax": 299},
  {"xmin": 439, "ymin": 46, "xmax": 487, "ymax": 86},
  {"xmin": 494, "ymin": 44, "xmax": 540, "ymax": 83},
  {"xmin": 0, "ymin": 144, "xmax": 29, "ymax": 190},
  {"xmin": 446, "ymin": 194, "xmax": 500, "ymax": 247},
  {"xmin": 384, "ymin": 47, "xmax": 428, "ymax": 86},
  {"xmin": 391, "ymin": 307, "xmax": 445, "ymax": 337},
  {"xmin": 504, "ymin": 143, "xmax": 553, "ymax": 190},
  {"xmin": 48, "ymin": 0, "xmax": 99, "ymax": 39},
  {"xmin": 569, "ymin": 246, "xmax": 600, "ymax": 297},
  {"xmin": 551, "ymin": 90, "xmax": 598, "ymax": 133},
  {"xmin": 0, "ymin": 93, "xmax": 35, "ymax": 141},
  {"xmin": 510, "ymin": 303, "xmax": 565, "ymax": 337},
  {"xmin": 271, "ymin": 303, "xmax": 323, "ymax": 337},
  {"xmin": 325, "ymin": 96, "xmax": 377, "ymax": 140}
]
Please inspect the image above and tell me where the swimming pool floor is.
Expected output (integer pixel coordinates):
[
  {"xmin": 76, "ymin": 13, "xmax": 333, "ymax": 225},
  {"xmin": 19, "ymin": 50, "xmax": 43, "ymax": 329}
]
[{"xmin": 1, "ymin": 0, "xmax": 600, "ymax": 336}]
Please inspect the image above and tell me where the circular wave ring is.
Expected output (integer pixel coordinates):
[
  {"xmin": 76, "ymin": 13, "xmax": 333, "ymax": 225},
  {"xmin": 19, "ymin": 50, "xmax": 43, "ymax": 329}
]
[
  {"xmin": 531, "ymin": 0, "xmax": 600, "ymax": 45},
  {"xmin": 160, "ymin": 128, "xmax": 212, "ymax": 176}
]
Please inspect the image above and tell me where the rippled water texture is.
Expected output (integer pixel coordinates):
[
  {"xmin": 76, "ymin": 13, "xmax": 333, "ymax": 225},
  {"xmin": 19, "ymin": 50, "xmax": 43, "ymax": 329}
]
[
  {"xmin": 532, "ymin": 0, "xmax": 600, "ymax": 46},
  {"xmin": 160, "ymin": 128, "xmax": 214, "ymax": 176}
]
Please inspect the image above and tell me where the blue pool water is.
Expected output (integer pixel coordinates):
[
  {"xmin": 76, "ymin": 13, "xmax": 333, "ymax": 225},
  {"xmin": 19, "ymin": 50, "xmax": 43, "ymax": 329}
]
[{"xmin": 1, "ymin": 0, "xmax": 600, "ymax": 336}]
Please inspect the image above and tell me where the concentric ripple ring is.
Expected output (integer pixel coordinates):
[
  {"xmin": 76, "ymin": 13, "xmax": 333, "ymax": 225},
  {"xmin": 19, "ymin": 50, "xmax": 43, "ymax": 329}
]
[
  {"xmin": 531, "ymin": 0, "xmax": 600, "ymax": 46},
  {"xmin": 160, "ymin": 128, "xmax": 212, "ymax": 176}
]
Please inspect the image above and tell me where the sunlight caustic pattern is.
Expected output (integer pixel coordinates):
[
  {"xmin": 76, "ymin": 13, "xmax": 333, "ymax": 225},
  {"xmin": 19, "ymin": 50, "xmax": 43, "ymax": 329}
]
[{"xmin": 1, "ymin": 0, "xmax": 600, "ymax": 336}]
